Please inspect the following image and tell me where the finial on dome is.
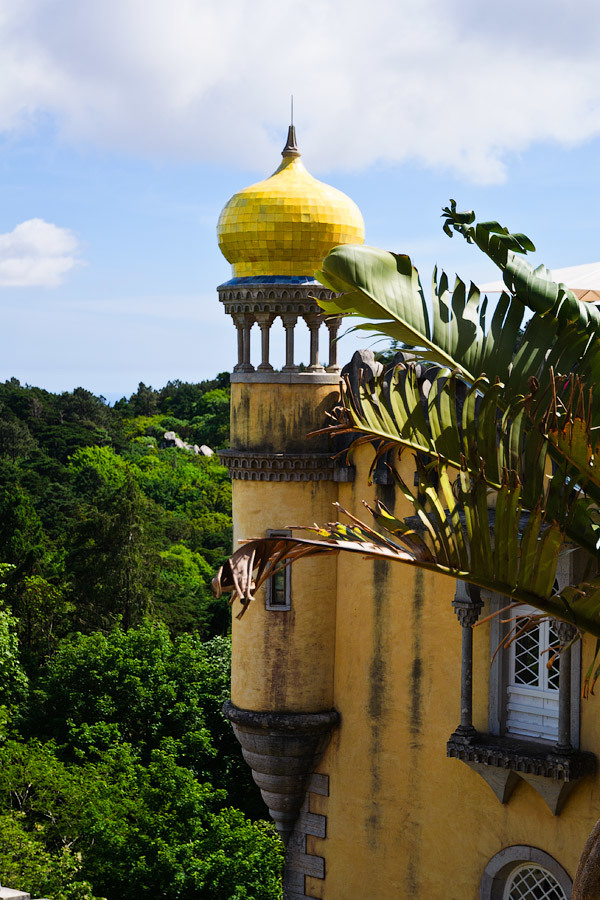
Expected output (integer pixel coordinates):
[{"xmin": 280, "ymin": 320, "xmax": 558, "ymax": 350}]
[
  {"xmin": 282, "ymin": 97, "xmax": 300, "ymax": 157},
  {"xmin": 282, "ymin": 125, "xmax": 300, "ymax": 157}
]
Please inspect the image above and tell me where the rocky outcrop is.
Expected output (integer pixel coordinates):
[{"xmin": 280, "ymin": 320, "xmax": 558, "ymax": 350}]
[{"xmin": 162, "ymin": 432, "xmax": 213, "ymax": 456}]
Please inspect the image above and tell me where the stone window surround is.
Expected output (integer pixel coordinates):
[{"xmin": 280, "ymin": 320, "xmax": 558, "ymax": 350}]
[
  {"xmin": 479, "ymin": 845, "xmax": 572, "ymax": 900},
  {"xmin": 447, "ymin": 566, "xmax": 597, "ymax": 815},
  {"xmin": 265, "ymin": 529, "xmax": 292, "ymax": 610},
  {"xmin": 488, "ymin": 551, "xmax": 581, "ymax": 749}
]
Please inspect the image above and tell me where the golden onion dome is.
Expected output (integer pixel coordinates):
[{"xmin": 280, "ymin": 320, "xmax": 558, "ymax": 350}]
[{"xmin": 217, "ymin": 127, "xmax": 365, "ymax": 278}]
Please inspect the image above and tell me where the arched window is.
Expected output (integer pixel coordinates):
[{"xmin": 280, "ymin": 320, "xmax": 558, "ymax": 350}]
[
  {"xmin": 480, "ymin": 846, "xmax": 572, "ymax": 900},
  {"xmin": 503, "ymin": 863, "xmax": 568, "ymax": 900}
]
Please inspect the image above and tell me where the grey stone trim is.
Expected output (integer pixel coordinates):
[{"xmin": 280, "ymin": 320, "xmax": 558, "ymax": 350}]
[
  {"xmin": 219, "ymin": 449, "xmax": 354, "ymax": 483},
  {"xmin": 231, "ymin": 372, "xmax": 340, "ymax": 385},
  {"xmin": 479, "ymin": 845, "xmax": 573, "ymax": 899},
  {"xmin": 283, "ymin": 774, "xmax": 330, "ymax": 900},
  {"xmin": 223, "ymin": 703, "xmax": 339, "ymax": 734}
]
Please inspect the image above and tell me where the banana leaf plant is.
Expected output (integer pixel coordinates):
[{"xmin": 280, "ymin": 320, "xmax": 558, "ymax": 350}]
[{"xmin": 212, "ymin": 204, "xmax": 600, "ymax": 682}]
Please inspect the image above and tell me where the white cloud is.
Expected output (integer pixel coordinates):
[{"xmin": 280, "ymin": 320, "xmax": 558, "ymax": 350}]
[
  {"xmin": 1, "ymin": 0, "xmax": 600, "ymax": 182},
  {"xmin": 0, "ymin": 219, "xmax": 81, "ymax": 287}
]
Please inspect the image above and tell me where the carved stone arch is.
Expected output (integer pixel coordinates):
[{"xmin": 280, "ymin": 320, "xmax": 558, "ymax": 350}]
[
  {"xmin": 256, "ymin": 291, "xmax": 264, "ymax": 300},
  {"xmin": 479, "ymin": 846, "xmax": 572, "ymax": 899}
]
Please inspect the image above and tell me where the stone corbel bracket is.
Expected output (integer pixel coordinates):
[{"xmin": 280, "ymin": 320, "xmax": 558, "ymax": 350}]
[
  {"xmin": 223, "ymin": 701, "xmax": 340, "ymax": 845},
  {"xmin": 447, "ymin": 733, "xmax": 597, "ymax": 815}
]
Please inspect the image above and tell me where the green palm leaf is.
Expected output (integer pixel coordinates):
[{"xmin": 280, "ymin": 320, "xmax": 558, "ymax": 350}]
[{"xmin": 317, "ymin": 205, "xmax": 600, "ymax": 409}]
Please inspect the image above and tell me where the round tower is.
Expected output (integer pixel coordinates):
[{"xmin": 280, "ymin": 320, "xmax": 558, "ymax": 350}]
[{"xmin": 217, "ymin": 126, "xmax": 365, "ymax": 844}]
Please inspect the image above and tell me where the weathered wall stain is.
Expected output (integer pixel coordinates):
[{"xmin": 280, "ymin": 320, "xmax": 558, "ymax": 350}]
[
  {"xmin": 365, "ymin": 557, "xmax": 390, "ymax": 847},
  {"xmin": 405, "ymin": 566, "xmax": 425, "ymax": 897},
  {"xmin": 264, "ymin": 600, "xmax": 296, "ymax": 710},
  {"xmin": 232, "ymin": 384, "xmax": 338, "ymax": 453}
]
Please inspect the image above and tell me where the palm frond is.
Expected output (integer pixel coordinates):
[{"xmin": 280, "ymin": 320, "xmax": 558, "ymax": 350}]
[
  {"xmin": 315, "ymin": 206, "xmax": 600, "ymax": 409},
  {"xmin": 213, "ymin": 364, "xmax": 600, "ymax": 636}
]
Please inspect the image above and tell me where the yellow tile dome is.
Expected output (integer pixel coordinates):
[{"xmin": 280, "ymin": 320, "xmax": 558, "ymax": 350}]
[{"xmin": 217, "ymin": 128, "xmax": 365, "ymax": 278}]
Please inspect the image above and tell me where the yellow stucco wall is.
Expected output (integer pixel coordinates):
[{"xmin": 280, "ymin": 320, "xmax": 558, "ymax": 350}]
[
  {"xmin": 231, "ymin": 381, "xmax": 339, "ymax": 454},
  {"xmin": 229, "ymin": 378, "xmax": 341, "ymax": 713},
  {"xmin": 304, "ymin": 445, "xmax": 600, "ymax": 899},
  {"xmin": 230, "ymin": 478, "xmax": 338, "ymax": 713}
]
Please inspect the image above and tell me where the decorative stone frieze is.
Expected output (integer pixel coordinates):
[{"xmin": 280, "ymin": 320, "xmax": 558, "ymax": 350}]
[
  {"xmin": 218, "ymin": 280, "xmax": 334, "ymax": 316},
  {"xmin": 219, "ymin": 449, "xmax": 354, "ymax": 483},
  {"xmin": 222, "ymin": 702, "xmax": 339, "ymax": 846}
]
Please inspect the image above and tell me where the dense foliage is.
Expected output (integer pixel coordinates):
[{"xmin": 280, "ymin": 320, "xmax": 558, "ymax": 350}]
[
  {"xmin": 0, "ymin": 377, "xmax": 284, "ymax": 899},
  {"xmin": 0, "ymin": 375, "xmax": 233, "ymax": 647}
]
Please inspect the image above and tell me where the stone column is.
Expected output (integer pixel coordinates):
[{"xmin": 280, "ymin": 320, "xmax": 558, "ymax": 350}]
[
  {"xmin": 238, "ymin": 313, "xmax": 255, "ymax": 373},
  {"xmin": 451, "ymin": 582, "xmax": 483, "ymax": 741},
  {"xmin": 555, "ymin": 619, "xmax": 577, "ymax": 753},
  {"xmin": 325, "ymin": 317, "xmax": 342, "ymax": 373},
  {"xmin": 255, "ymin": 312, "xmax": 275, "ymax": 373},
  {"xmin": 303, "ymin": 314, "xmax": 324, "ymax": 372},
  {"xmin": 281, "ymin": 314, "xmax": 298, "ymax": 372},
  {"xmin": 232, "ymin": 315, "xmax": 245, "ymax": 372}
]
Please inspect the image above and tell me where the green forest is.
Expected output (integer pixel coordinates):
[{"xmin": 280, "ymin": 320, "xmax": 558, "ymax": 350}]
[{"xmin": 0, "ymin": 375, "xmax": 283, "ymax": 900}]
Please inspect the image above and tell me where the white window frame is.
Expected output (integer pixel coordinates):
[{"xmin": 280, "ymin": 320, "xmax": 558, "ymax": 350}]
[
  {"xmin": 488, "ymin": 550, "xmax": 581, "ymax": 747},
  {"xmin": 502, "ymin": 862, "xmax": 568, "ymax": 900},
  {"xmin": 505, "ymin": 608, "xmax": 560, "ymax": 742}
]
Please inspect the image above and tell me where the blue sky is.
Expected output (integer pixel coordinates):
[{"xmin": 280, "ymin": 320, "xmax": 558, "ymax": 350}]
[{"xmin": 1, "ymin": 0, "xmax": 600, "ymax": 402}]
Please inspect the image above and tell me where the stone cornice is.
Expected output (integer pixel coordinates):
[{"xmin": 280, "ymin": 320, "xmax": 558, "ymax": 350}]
[
  {"xmin": 219, "ymin": 449, "xmax": 354, "ymax": 482},
  {"xmin": 230, "ymin": 371, "xmax": 340, "ymax": 385},
  {"xmin": 223, "ymin": 701, "xmax": 340, "ymax": 733},
  {"xmin": 218, "ymin": 280, "xmax": 335, "ymax": 317}
]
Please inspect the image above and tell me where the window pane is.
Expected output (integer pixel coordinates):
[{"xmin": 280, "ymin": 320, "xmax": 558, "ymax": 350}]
[
  {"xmin": 547, "ymin": 621, "xmax": 560, "ymax": 692},
  {"xmin": 504, "ymin": 864, "xmax": 568, "ymax": 900},
  {"xmin": 271, "ymin": 570, "xmax": 287, "ymax": 606},
  {"xmin": 514, "ymin": 625, "xmax": 540, "ymax": 687}
]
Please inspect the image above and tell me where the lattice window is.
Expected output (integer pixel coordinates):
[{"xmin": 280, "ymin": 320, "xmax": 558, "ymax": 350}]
[
  {"xmin": 503, "ymin": 863, "xmax": 568, "ymax": 900},
  {"xmin": 507, "ymin": 607, "xmax": 560, "ymax": 741}
]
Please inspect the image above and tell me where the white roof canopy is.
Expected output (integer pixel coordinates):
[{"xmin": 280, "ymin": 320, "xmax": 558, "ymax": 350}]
[{"xmin": 479, "ymin": 262, "xmax": 600, "ymax": 302}]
